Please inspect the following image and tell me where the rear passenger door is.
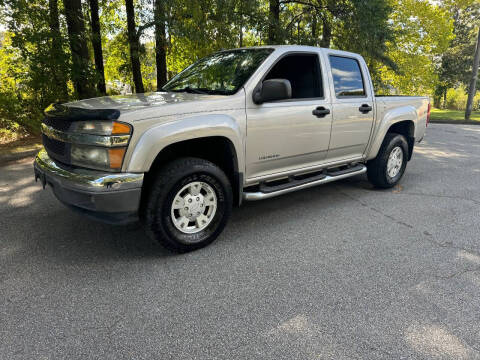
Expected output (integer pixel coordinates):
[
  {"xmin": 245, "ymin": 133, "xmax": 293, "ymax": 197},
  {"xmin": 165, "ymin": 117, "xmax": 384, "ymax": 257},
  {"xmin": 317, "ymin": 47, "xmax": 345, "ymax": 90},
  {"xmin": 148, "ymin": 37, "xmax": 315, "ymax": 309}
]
[
  {"xmin": 325, "ymin": 54, "xmax": 374, "ymax": 161},
  {"xmin": 245, "ymin": 51, "xmax": 332, "ymax": 180}
]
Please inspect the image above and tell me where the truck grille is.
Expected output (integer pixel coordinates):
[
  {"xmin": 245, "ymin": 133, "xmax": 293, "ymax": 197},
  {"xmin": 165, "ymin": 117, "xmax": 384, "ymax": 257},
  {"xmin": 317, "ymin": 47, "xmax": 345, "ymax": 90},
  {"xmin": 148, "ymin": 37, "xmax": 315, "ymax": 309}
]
[
  {"xmin": 42, "ymin": 132, "xmax": 71, "ymax": 165},
  {"xmin": 42, "ymin": 134, "xmax": 65, "ymax": 156},
  {"xmin": 43, "ymin": 116, "xmax": 71, "ymax": 132},
  {"xmin": 41, "ymin": 116, "xmax": 73, "ymax": 165}
]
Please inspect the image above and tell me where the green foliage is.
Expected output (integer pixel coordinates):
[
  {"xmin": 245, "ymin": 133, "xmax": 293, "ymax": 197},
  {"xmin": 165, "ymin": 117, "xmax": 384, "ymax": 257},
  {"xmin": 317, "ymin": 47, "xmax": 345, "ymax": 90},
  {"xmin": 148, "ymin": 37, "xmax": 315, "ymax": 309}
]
[
  {"xmin": 104, "ymin": 31, "xmax": 133, "ymax": 92},
  {"xmin": 444, "ymin": 86, "xmax": 480, "ymax": 111},
  {"xmin": 166, "ymin": 0, "xmax": 260, "ymax": 75},
  {"xmin": 376, "ymin": 0, "xmax": 454, "ymax": 95},
  {"xmin": 0, "ymin": 32, "xmax": 29, "ymax": 133},
  {"xmin": 0, "ymin": 0, "xmax": 476, "ymax": 139},
  {"xmin": 1, "ymin": 0, "xmax": 71, "ymax": 133},
  {"xmin": 334, "ymin": 0, "xmax": 397, "ymax": 87},
  {"xmin": 434, "ymin": 0, "xmax": 480, "ymax": 107}
]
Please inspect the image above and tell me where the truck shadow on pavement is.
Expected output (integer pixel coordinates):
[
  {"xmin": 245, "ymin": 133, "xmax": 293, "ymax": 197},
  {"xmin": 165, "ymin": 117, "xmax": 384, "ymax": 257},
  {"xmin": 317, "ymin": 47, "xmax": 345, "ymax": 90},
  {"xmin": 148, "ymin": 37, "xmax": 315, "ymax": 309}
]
[{"xmin": 1, "ymin": 159, "xmax": 373, "ymax": 263}]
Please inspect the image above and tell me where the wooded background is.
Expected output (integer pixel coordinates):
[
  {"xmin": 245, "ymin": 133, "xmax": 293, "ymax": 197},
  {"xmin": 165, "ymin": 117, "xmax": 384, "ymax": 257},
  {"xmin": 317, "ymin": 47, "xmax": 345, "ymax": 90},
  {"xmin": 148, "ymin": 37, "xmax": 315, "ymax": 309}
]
[{"xmin": 0, "ymin": 0, "xmax": 479, "ymax": 138}]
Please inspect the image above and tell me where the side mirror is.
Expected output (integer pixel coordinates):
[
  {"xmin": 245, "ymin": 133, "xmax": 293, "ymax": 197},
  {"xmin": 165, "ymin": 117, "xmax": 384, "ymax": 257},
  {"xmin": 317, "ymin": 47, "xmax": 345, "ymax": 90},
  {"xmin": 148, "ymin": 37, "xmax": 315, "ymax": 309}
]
[{"xmin": 252, "ymin": 79, "xmax": 292, "ymax": 104}]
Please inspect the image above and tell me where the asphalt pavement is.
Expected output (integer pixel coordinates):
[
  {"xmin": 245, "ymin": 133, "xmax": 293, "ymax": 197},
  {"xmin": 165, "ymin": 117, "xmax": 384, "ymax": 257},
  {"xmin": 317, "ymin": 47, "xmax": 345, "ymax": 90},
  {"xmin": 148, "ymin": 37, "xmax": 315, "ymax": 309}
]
[{"xmin": 1, "ymin": 123, "xmax": 480, "ymax": 359}]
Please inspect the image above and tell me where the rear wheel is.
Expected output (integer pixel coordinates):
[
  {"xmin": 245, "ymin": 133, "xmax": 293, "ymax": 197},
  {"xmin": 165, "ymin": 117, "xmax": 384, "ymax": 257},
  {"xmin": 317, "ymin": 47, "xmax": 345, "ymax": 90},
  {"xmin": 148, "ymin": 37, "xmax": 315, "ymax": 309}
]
[
  {"xmin": 367, "ymin": 133, "xmax": 408, "ymax": 188},
  {"xmin": 143, "ymin": 157, "xmax": 232, "ymax": 252}
]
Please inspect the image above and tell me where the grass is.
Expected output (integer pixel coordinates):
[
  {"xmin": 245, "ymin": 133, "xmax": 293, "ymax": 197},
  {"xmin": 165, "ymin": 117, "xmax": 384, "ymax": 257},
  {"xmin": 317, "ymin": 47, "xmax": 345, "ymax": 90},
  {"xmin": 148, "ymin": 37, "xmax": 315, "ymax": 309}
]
[{"xmin": 430, "ymin": 108, "xmax": 480, "ymax": 123}]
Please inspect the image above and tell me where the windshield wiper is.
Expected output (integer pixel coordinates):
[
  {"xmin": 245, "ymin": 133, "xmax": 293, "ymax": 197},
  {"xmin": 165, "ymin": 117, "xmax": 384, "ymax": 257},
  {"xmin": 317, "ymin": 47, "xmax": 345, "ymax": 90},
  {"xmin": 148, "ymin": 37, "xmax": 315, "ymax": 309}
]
[{"xmin": 164, "ymin": 86, "xmax": 231, "ymax": 96}]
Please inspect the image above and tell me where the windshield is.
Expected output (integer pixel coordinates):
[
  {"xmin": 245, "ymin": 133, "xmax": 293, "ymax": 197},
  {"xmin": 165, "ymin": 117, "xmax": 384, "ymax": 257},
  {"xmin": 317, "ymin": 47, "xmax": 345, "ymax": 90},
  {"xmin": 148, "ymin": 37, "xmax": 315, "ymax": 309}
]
[{"xmin": 162, "ymin": 48, "xmax": 274, "ymax": 95}]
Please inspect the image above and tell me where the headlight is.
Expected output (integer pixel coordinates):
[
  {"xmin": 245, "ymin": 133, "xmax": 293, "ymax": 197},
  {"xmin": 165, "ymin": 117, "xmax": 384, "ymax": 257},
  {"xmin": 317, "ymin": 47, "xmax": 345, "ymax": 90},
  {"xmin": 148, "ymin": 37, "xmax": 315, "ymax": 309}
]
[
  {"xmin": 71, "ymin": 121, "xmax": 132, "ymax": 136},
  {"xmin": 69, "ymin": 121, "xmax": 131, "ymax": 171},
  {"xmin": 71, "ymin": 145, "xmax": 127, "ymax": 171}
]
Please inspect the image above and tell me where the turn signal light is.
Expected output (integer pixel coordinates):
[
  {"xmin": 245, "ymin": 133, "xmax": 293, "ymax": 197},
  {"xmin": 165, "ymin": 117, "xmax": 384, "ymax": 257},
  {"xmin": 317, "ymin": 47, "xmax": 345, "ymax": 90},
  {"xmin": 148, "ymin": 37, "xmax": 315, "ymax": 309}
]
[
  {"xmin": 112, "ymin": 121, "xmax": 132, "ymax": 135},
  {"xmin": 108, "ymin": 148, "xmax": 127, "ymax": 169}
]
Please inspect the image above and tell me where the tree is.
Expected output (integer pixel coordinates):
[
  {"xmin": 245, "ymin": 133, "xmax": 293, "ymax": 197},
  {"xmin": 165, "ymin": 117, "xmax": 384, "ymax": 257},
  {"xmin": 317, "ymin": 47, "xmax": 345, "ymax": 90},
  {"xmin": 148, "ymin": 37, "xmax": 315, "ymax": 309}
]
[
  {"xmin": 0, "ymin": 0, "xmax": 466, "ymax": 137},
  {"xmin": 465, "ymin": 27, "xmax": 480, "ymax": 121},
  {"xmin": 262, "ymin": 0, "xmax": 395, "ymax": 73},
  {"xmin": 88, "ymin": 0, "xmax": 107, "ymax": 95},
  {"xmin": 435, "ymin": 1, "xmax": 480, "ymax": 107},
  {"xmin": 1, "ymin": 0, "xmax": 73, "ymax": 131},
  {"xmin": 125, "ymin": 0, "xmax": 145, "ymax": 93},
  {"xmin": 48, "ymin": 0, "xmax": 69, "ymax": 99},
  {"xmin": 63, "ymin": 0, "xmax": 96, "ymax": 98},
  {"xmin": 154, "ymin": 0, "xmax": 168, "ymax": 89},
  {"xmin": 268, "ymin": 0, "xmax": 280, "ymax": 43},
  {"xmin": 334, "ymin": 0, "xmax": 397, "ymax": 85},
  {"xmin": 376, "ymin": 0, "xmax": 454, "ymax": 94}
]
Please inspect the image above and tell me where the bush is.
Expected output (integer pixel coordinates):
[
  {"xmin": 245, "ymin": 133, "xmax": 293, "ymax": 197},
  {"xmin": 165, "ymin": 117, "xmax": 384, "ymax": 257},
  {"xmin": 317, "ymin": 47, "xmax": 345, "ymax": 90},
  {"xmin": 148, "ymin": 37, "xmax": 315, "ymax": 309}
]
[{"xmin": 445, "ymin": 86, "xmax": 480, "ymax": 111}]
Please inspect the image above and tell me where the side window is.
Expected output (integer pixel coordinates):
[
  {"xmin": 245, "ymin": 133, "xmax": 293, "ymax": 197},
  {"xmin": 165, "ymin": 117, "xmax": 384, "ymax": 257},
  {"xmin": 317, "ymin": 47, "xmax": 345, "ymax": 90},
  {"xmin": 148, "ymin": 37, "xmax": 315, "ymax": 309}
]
[
  {"xmin": 264, "ymin": 54, "xmax": 323, "ymax": 99},
  {"xmin": 329, "ymin": 56, "xmax": 366, "ymax": 97}
]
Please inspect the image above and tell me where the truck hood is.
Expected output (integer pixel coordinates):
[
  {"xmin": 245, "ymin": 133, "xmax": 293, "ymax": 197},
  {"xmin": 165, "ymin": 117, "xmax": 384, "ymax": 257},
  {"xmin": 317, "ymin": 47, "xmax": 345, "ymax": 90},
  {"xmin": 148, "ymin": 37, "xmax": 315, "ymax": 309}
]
[{"xmin": 64, "ymin": 91, "xmax": 223, "ymax": 113}]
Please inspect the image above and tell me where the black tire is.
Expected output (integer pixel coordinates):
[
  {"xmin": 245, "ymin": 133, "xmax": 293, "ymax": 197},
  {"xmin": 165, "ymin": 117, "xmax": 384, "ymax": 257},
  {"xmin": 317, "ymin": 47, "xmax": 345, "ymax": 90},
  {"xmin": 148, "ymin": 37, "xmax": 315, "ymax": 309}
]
[
  {"xmin": 367, "ymin": 133, "xmax": 408, "ymax": 189},
  {"xmin": 142, "ymin": 157, "xmax": 233, "ymax": 252}
]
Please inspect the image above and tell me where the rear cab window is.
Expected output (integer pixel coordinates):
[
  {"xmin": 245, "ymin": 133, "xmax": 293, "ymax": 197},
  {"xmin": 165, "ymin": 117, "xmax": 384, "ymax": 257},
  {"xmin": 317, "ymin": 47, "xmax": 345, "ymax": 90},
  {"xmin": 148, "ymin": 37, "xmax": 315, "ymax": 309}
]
[{"xmin": 329, "ymin": 55, "xmax": 366, "ymax": 98}]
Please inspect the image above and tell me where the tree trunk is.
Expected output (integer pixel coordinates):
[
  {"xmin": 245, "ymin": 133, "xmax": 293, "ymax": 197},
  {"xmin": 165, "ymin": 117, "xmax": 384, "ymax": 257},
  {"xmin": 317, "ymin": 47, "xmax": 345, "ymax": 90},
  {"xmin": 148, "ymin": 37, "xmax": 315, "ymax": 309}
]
[
  {"xmin": 239, "ymin": 25, "xmax": 243, "ymax": 47},
  {"xmin": 311, "ymin": 15, "xmax": 317, "ymax": 46},
  {"xmin": 319, "ymin": 17, "xmax": 331, "ymax": 48},
  {"xmin": 268, "ymin": 0, "xmax": 280, "ymax": 44},
  {"xmin": 297, "ymin": 21, "xmax": 300, "ymax": 43},
  {"xmin": 88, "ymin": 0, "xmax": 106, "ymax": 95},
  {"xmin": 63, "ymin": 0, "xmax": 95, "ymax": 99},
  {"xmin": 154, "ymin": 0, "xmax": 168, "ymax": 90},
  {"xmin": 465, "ymin": 28, "xmax": 480, "ymax": 121},
  {"xmin": 125, "ymin": 0, "xmax": 145, "ymax": 93},
  {"xmin": 239, "ymin": 14, "xmax": 244, "ymax": 48},
  {"xmin": 48, "ymin": 0, "xmax": 69, "ymax": 100}
]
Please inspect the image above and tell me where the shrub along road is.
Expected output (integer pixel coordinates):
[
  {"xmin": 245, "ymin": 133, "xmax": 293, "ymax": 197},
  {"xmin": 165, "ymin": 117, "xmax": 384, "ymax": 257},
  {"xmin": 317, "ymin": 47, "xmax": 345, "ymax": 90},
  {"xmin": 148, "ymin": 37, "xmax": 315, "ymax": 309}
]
[{"xmin": 1, "ymin": 124, "xmax": 480, "ymax": 359}]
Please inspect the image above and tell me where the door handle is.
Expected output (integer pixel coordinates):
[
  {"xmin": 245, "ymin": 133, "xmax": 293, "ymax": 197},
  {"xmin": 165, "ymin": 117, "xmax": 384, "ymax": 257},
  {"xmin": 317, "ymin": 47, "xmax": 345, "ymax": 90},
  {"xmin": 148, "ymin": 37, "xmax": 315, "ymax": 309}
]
[
  {"xmin": 312, "ymin": 106, "xmax": 330, "ymax": 118},
  {"xmin": 359, "ymin": 104, "xmax": 372, "ymax": 113}
]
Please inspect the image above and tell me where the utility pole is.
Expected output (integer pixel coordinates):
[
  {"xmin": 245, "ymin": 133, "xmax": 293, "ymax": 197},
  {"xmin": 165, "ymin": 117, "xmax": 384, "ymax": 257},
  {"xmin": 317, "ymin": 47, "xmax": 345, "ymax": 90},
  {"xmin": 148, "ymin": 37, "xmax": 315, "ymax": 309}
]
[{"xmin": 465, "ymin": 27, "xmax": 480, "ymax": 121}]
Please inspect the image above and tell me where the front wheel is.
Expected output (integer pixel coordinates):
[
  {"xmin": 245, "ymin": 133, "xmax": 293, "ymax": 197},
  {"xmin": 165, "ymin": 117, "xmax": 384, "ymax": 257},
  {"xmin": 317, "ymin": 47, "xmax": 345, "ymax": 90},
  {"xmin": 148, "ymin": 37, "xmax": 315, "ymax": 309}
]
[
  {"xmin": 367, "ymin": 133, "xmax": 408, "ymax": 188},
  {"xmin": 143, "ymin": 157, "xmax": 233, "ymax": 252}
]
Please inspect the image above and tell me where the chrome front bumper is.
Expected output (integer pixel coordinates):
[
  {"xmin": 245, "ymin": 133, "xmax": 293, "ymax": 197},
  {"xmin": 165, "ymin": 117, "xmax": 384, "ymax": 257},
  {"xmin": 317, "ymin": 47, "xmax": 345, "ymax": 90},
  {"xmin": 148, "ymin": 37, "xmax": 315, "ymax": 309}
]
[{"xmin": 34, "ymin": 148, "xmax": 144, "ymax": 224}]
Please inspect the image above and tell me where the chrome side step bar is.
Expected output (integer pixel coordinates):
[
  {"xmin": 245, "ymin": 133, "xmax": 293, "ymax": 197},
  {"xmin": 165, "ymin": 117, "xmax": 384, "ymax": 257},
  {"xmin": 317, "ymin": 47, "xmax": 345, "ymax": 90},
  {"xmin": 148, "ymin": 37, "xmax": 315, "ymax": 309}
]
[{"xmin": 243, "ymin": 164, "xmax": 367, "ymax": 201}]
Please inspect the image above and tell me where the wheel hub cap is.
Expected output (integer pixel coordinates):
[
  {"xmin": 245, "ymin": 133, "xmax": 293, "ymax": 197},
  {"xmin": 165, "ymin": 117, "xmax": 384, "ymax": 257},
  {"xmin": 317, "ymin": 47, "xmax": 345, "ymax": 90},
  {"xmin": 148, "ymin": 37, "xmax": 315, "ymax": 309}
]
[
  {"xmin": 171, "ymin": 181, "xmax": 217, "ymax": 234},
  {"xmin": 387, "ymin": 146, "xmax": 403, "ymax": 178}
]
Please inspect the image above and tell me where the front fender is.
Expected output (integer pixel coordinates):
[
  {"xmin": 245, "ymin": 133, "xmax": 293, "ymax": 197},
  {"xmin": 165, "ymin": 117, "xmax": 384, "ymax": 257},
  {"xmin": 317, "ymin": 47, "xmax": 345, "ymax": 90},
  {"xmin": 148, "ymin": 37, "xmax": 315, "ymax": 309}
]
[
  {"xmin": 126, "ymin": 114, "xmax": 244, "ymax": 173},
  {"xmin": 366, "ymin": 105, "xmax": 417, "ymax": 161}
]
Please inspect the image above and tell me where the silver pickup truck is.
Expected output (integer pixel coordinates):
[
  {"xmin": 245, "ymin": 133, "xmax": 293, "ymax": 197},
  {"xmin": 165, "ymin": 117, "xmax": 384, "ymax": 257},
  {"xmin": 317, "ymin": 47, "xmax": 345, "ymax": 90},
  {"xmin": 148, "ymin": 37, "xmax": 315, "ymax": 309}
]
[{"xmin": 34, "ymin": 45, "xmax": 429, "ymax": 252}]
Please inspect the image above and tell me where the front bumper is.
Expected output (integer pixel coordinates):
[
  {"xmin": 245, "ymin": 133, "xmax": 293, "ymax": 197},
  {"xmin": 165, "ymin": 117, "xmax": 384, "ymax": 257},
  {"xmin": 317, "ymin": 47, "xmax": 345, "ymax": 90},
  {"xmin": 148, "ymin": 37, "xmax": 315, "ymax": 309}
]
[{"xmin": 34, "ymin": 148, "xmax": 144, "ymax": 224}]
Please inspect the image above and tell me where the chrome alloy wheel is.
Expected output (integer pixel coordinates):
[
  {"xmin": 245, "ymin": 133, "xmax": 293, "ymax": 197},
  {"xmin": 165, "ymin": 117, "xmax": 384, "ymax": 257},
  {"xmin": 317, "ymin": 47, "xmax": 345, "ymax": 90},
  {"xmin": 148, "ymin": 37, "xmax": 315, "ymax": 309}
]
[
  {"xmin": 170, "ymin": 181, "xmax": 217, "ymax": 234},
  {"xmin": 386, "ymin": 146, "xmax": 403, "ymax": 178}
]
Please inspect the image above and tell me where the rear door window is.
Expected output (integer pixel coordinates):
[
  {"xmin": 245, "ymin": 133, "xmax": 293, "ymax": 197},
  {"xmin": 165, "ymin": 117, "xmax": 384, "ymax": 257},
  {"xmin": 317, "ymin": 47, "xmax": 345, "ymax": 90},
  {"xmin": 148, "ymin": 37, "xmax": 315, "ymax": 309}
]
[{"xmin": 329, "ymin": 56, "xmax": 366, "ymax": 97}]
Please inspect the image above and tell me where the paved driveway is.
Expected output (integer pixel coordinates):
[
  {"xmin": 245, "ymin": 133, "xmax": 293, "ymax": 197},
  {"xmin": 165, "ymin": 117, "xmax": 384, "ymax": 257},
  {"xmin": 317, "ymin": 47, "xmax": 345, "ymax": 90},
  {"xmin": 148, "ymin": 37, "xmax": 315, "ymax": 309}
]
[{"xmin": 1, "ymin": 124, "xmax": 480, "ymax": 359}]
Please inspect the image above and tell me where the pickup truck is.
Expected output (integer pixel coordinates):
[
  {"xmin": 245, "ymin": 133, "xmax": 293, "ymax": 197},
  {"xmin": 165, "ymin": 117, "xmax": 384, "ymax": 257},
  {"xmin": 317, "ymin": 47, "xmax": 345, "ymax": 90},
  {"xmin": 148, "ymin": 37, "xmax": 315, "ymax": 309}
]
[{"xmin": 34, "ymin": 45, "xmax": 429, "ymax": 252}]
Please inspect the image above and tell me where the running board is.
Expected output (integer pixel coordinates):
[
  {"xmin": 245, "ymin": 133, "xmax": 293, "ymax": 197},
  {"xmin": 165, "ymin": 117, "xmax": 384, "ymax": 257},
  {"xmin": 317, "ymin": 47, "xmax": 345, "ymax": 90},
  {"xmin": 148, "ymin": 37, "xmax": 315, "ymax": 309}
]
[{"xmin": 243, "ymin": 164, "xmax": 367, "ymax": 201}]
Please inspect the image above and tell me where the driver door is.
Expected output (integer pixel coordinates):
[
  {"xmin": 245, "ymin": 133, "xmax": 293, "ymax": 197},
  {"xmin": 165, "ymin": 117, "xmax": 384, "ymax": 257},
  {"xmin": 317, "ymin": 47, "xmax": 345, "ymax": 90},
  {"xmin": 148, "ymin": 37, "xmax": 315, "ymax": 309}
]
[{"xmin": 245, "ymin": 52, "xmax": 332, "ymax": 180}]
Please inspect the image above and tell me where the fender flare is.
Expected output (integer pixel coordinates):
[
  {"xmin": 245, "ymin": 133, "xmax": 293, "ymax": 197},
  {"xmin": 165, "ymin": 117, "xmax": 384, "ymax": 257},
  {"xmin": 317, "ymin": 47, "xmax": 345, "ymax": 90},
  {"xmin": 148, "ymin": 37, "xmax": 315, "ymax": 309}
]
[
  {"xmin": 126, "ymin": 114, "xmax": 244, "ymax": 173},
  {"xmin": 366, "ymin": 105, "xmax": 417, "ymax": 161}
]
